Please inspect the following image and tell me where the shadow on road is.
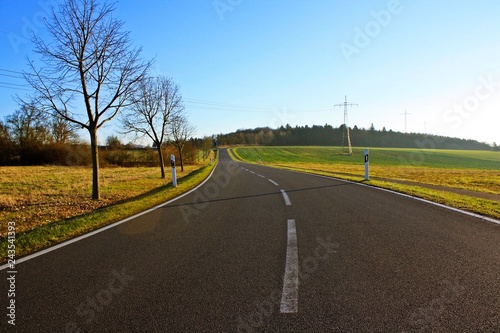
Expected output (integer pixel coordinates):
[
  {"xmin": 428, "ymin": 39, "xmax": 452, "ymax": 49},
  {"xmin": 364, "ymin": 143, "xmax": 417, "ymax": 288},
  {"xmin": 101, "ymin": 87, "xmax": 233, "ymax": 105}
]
[{"xmin": 161, "ymin": 182, "xmax": 355, "ymax": 209}]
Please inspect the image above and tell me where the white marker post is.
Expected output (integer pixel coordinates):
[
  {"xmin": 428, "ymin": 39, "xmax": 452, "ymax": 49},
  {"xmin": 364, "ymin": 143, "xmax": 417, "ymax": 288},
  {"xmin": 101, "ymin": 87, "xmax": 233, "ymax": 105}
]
[
  {"xmin": 170, "ymin": 154, "xmax": 177, "ymax": 187},
  {"xmin": 364, "ymin": 149, "xmax": 369, "ymax": 181}
]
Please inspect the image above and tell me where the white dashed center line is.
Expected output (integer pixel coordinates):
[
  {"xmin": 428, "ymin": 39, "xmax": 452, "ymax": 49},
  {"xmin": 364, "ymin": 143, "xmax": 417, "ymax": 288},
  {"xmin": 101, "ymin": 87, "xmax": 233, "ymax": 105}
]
[
  {"xmin": 280, "ymin": 190, "xmax": 292, "ymax": 206},
  {"xmin": 268, "ymin": 179, "xmax": 279, "ymax": 186},
  {"xmin": 280, "ymin": 219, "xmax": 299, "ymax": 313}
]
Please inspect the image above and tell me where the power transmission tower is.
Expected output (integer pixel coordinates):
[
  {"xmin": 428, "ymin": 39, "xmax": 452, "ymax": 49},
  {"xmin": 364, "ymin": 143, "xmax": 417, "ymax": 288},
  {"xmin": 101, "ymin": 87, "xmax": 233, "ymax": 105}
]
[
  {"xmin": 401, "ymin": 110, "xmax": 412, "ymax": 133},
  {"xmin": 335, "ymin": 95, "xmax": 357, "ymax": 155}
]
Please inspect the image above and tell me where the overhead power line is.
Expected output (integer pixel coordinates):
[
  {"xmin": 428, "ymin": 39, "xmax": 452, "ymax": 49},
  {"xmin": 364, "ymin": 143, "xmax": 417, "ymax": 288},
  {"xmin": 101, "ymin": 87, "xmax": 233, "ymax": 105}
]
[
  {"xmin": 0, "ymin": 85, "xmax": 32, "ymax": 92},
  {"xmin": 184, "ymin": 98, "xmax": 331, "ymax": 114},
  {"xmin": 0, "ymin": 68, "xmax": 31, "ymax": 91},
  {"xmin": 0, "ymin": 73, "xmax": 24, "ymax": 79},
  {"xmin": 0, "ymin": 68, "xmax": 332, "ymax": 114},
  {"xmin": 0, "ymin": 68, "xmax": 24, "ymax": 74},
  {"xmin": 0, "ymin": 81, "xmax": 30, "ymax": 87}
]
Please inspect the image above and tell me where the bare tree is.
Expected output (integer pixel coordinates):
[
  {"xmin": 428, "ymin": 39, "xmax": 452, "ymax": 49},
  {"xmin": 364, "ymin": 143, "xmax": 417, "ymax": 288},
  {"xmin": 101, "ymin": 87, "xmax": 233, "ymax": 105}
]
[
  {"xmin": 106, "ymin": 135, "xmax": 123, "ymax": 150},
  {"xmin": 0, "ymin": 121, "xmax": 14, "ymax": 164},
  {"xmin": 23, "ymin": 0, "xmax": 150, "ymax": 199},
  {"xmin": 169, "ymin": 115, "xmax": 196, "ymax": 172},
  {"xmin": 201, "ymin": 136, "xmax": 214, "ymax": 160},
  {"xmin": 6, "ymin": 102, "xmax": 52, "ymax": 163},
  {"xmin": 121, "ymin": 76, "xmax": 183, "ymax": 178},
  {"xmin": 51, "ymin": 117, "xmax": 79, "ymax": 144}
]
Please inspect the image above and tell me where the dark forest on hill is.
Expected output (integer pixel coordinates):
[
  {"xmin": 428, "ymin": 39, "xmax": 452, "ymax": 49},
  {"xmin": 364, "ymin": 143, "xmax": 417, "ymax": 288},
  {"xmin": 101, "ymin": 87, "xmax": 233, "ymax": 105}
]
[{"xmin": 217, "ymin": 124, "xmax": 496, "ymax": 150}]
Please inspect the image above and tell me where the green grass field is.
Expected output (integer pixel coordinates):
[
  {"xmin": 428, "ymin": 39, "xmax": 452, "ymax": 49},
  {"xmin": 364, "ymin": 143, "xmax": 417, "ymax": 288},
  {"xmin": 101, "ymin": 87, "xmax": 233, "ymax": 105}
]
[
  {"xmin": 231, "ymin": 146, "xmax": 500, "ymax": 219},
  {"xmin": 233, "ymin": 146, "xmax": 500, "ymax": 169}
]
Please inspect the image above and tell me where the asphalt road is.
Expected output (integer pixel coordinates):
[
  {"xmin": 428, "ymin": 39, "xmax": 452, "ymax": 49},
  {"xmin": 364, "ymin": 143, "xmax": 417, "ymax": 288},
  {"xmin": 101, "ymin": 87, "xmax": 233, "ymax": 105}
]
[{"xmin": 2, "ymin": 149, "xmax": 499, "ymax": 332}]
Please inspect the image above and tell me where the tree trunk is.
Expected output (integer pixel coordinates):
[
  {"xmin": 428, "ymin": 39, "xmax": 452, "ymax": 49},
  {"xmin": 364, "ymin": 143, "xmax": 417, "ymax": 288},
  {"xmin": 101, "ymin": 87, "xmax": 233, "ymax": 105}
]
[
  {"xmin": 178, "ymin": 146, "xmax": 184, "ymax": 172},
  {"xmin": 156, "ymin": 144, "xmax": 165, "ymax": 178},
  {"xmin": 89, "ymin": 127, "xmax": 100, "ymax": 200}
]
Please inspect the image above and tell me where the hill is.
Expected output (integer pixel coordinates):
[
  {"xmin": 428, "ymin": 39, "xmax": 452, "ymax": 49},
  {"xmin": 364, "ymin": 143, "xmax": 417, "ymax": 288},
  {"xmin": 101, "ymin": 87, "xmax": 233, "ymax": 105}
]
[{"xmin": 217, "ymin": 124, "xmax": 495, "ymax": 150}]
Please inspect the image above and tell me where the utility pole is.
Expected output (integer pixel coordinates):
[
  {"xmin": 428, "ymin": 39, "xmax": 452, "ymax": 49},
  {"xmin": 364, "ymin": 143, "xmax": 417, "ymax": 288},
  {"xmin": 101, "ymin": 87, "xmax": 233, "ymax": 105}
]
[
  {"xmin": 401, "ymin": 110, "xmax": 412, "ymax": 133},
  {"xmin": 335, "ymin": 95, "xmax": 357, "ymax": 155}
]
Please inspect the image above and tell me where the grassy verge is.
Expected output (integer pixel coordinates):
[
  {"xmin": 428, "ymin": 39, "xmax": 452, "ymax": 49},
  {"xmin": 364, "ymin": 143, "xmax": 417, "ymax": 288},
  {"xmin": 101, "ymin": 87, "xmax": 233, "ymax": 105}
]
[
  {"xmin": 275, "ymin": 165, "xmax": 499, "ymax": 219},
  {"xmin": 226, "ymin": 147, "xmax": 241, "ymax": 161},
  {"xmin": 1, "ymin": 164, "xmax": 208, "ymax": 234},
  {"xmin": 367, "ymin": 180, "xmax": 500, "ymax": 218},
  {"xmin": 0, "ymin": 156, "xmax": 216, "ymax": 263},
  {"xmin": 231, "ymin": 147, "xmax": 500, "ymax": 220}
]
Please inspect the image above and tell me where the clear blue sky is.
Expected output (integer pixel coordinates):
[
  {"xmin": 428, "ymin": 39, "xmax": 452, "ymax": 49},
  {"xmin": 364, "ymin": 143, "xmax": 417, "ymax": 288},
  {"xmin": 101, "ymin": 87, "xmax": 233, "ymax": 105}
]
[{"xmin": 1, "ymin": 0, "xmax": 500, "ymax": 145}]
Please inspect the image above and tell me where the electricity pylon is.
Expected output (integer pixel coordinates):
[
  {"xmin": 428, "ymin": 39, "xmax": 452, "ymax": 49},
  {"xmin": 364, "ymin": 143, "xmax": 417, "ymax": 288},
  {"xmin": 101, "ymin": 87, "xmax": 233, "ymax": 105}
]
[
  {"xmin": 335, "ymin": 95, "xmax": 357, "ymax": 155},
  {"xmin": 401, "ymin": 109, "xmax": 412, "ymax": 133}
]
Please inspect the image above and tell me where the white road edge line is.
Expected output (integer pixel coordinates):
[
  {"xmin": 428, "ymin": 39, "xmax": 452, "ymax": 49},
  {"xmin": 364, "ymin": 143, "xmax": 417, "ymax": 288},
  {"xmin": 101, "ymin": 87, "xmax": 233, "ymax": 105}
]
[
  {"xmin": 0, "ymin": 162, "xmax": 220, "ymax": 271},
  {"xmin": 268, "ymin": 179, "xmax": 279, "ymax": 186},
  {"xmin": 280, "ymin": 189, "xmax": 292, "ymax": 206},
  {"xmin": 264, "ymin": 166, "xmax": 500, "ymax": 226},
  {"xmin": 309, "ymin": 173, "xmax": 500, "ymax": 226},
  {"xmin": 280, "ymin": 219, "xmax": 299, "ymax": 313}
]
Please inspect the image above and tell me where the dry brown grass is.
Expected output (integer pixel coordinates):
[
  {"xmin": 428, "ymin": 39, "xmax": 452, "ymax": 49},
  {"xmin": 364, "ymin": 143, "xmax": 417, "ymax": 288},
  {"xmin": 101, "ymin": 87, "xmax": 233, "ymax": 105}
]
[{"xmin": 0, "ymin": 163, "xmax": 206, "ymax": 235}]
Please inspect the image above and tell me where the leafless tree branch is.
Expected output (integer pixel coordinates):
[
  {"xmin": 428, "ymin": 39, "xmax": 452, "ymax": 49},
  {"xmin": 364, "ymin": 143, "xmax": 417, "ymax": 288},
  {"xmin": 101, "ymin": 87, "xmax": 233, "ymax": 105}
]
[
  {"xmin": 22, "ymin": 0, "xmax": 151, "ymax": 199},
  {"xmin": 121, "ymin": 75, "xmax": 184, "ymax": 178}
]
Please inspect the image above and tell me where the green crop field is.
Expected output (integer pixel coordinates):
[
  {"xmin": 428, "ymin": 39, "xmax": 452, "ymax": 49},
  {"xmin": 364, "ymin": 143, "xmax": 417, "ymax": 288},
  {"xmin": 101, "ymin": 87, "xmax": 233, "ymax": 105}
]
[
  {"xmin": 231, "ymin": 146, "xmax": 500, "ymax": 219},
  {"xmin": 233, "ymin": 146, "xmax": 500, "ymax": 169}
]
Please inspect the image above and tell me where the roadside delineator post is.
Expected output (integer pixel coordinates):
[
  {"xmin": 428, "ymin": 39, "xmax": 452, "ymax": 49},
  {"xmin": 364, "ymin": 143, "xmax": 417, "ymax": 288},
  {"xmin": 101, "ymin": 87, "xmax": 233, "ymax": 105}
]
[
  {"xmin": 364, "ymin": 149, "xmax": 369, "ymax": 181},
  {"xmin": 171, "ymin": 154, "xmax": 177, "ymax": 187}
]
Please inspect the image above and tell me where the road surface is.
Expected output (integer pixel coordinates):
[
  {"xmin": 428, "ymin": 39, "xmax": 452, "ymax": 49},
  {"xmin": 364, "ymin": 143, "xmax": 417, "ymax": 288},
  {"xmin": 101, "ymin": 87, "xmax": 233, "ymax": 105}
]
[{"xmin": 1, "ymin": 149, "xmax": 499, "ymax": 332}]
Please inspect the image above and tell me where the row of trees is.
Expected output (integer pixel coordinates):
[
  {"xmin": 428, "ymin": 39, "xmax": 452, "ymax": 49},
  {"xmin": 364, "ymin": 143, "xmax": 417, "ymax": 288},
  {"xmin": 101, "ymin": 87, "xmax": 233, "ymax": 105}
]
[
  {"xmin": 0, "ymin": 102, "xmax": 79, "ymax": 165},
  {"xmin": 7, "ymin": 0, "xmax": 197, "ymax": 200},
  {"xmin": 0, "ymin": 112, "xmax": 209, "ymax": 169},
  {"xmin": 217, "ymin": 124, "xmax": 494, "ymax": 150},
  {"xmin": 120, "ymin": 76, "xmax": 195, "ymax": 177},
  {"xmin": 102, "ymin": 135, "xmax": 214, "ymax": 168}
]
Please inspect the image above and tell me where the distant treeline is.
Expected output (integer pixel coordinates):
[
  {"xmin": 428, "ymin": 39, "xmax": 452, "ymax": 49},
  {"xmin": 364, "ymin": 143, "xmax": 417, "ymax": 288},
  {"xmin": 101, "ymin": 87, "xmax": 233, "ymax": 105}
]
[
  {"xmin": 0, "ymin": 101, "xmax": 215, "ymax": 166},
  {"xmin": 217, "ymin": 124, "xmax": 496, "ymax": 150},
  {"xmin": 0, "ymin": 120, "xmax": 215, "ymax": 167}
]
